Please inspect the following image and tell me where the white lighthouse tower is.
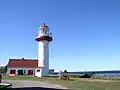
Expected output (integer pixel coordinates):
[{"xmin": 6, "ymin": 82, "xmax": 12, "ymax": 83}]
[{"xmin": 35, "ymin": 23, "xmax": 53, "ymax": 77}]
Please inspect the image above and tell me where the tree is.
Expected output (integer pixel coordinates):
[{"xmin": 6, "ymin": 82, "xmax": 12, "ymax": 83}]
[{"xmin": 0, "ymin": 66, "xmax": 7, "ymax": 74}]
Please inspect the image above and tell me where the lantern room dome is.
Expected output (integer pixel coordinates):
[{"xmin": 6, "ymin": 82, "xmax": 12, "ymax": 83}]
[{"xmin": 40, "ymin": 23, "xmax": 48, "ymax": 28}]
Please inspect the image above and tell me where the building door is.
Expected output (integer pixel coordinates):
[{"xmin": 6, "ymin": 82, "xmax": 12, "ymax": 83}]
[
  {"xmin": 18, "ymin": 70, "xmax": 23, "ymax": 75},
  {"xmin": 10, "ymin": 70, "xmax": 16, "ymax": 74},
  {"xmin": 28, "ymin": 70, "xmax": 33, "ymax": 75}
]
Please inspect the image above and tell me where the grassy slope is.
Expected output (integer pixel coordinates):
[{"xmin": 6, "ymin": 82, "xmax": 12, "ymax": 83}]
[{"xmin": 2, "ymin": 76, "xmax": 120, "ymax": 90}]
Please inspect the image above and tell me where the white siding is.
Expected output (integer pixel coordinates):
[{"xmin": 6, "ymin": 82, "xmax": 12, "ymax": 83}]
[{"xmin": 38, "ymin": 40, "xmax": 49, "ymax": 77}]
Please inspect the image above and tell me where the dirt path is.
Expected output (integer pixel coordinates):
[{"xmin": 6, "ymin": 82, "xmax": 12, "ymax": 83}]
[{"xmin": 3, "ymin": 80, "xmax": 68, "ymax": 90}]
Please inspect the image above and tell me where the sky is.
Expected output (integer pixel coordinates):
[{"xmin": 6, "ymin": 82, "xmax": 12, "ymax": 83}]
[{"xmin": 0, "ymin": 0, "xmax": 120, "ymax": 72}]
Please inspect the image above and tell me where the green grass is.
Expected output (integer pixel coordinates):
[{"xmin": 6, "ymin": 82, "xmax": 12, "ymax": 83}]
[
  {"xmin": 2, "ymin": 76, "xmax": 120, "ymax": 90},
  {"xmin": 0, "ymin": 85, "xmax": 11, "ymax": 88}
]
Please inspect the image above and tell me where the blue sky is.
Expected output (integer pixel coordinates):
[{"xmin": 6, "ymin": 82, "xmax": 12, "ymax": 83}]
[{"xmin": 0, "ymin": 0, "xmax": 120, "ymax": 72}]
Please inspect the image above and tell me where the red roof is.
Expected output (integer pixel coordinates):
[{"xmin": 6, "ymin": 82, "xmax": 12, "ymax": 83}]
[
  {"xmin": 40, "ymin": 23, "xmax": 48, "ymax": 28},
  {"xmin": 7, "ymin": 58, "xmax": 40, "ymax": 68},
  {"xmin": 41, "ymin": 25, "xmax": 48, "ymax": 28}
]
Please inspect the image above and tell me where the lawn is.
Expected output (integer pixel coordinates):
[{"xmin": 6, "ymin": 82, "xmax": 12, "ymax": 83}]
[
  {"xmin": 2, "ymin": 76, "xmax": 120, "ymax": 90},
  {"xmin": 0, "ymin": 85, "xmax": 11, "ymax": 88}
]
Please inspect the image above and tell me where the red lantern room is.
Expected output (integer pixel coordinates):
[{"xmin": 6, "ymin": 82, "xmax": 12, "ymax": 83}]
[{"xmin": 35, "ymin": 23, "xmax": 53, "ymax": 42}]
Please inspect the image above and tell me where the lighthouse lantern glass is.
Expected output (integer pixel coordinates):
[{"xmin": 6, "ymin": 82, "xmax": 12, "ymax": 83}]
[{"xmin": 41, "ymin": 28, "xmax": 49, "ymax": 36}]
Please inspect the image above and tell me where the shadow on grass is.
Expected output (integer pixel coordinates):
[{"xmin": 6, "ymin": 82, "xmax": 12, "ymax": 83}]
[{"xmin": 3, "ymin": 87, "xmax": 68, "ymax": 90}]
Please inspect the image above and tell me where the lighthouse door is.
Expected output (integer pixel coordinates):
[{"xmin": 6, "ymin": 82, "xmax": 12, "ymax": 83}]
[{"xmin": 35, "ymin": 69, "xmax": 42, "ymax": 77}]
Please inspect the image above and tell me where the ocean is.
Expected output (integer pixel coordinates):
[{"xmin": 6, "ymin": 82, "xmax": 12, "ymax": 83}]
[{"xmin": 55, "ymin": 70, "xmax": 120, "ymax": 76}]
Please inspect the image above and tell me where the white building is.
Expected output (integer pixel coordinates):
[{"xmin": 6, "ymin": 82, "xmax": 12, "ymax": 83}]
[{"xmin": 7, "ymin": 23, "xmax": 53, "ymax": 77}]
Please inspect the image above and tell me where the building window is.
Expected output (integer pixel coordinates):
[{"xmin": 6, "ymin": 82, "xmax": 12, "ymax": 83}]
[
  {"xmin": 28, "ymin": 70, "xmax": 33, "ymax": 75},
  {"xmin": 10, "ymin": 70, "xmax": 16, "ymax": 74}
]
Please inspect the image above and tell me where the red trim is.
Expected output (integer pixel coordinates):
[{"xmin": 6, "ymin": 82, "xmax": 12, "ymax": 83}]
[
  {"xmin": 41, "ymin": 25, "xmax": 48, "ymax": 28},
  {"xmin": 35, "ymin": 36, "xmax": 52, "ymax": 42}
]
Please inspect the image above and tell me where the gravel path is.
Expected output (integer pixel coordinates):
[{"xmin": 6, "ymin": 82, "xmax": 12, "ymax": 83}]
[{"xmin": 3, "ymin": 80, "xmax": 68, "ymax": 90}]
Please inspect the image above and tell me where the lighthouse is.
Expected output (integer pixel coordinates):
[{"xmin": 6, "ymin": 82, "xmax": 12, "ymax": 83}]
[{"xmin": 35, "ymin": 23, "xmax": 53, "ymax": 77}]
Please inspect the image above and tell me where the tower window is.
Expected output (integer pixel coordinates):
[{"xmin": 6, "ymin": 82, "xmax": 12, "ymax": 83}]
[{"xmin": 37, "ymin": 70, "xmax": 40, "ymax": 72}]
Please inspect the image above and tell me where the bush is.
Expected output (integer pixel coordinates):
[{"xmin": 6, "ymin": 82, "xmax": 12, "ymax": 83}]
[{"xmin": 0, "ymin": 67, "xmax": 7, "ymax": 74}]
